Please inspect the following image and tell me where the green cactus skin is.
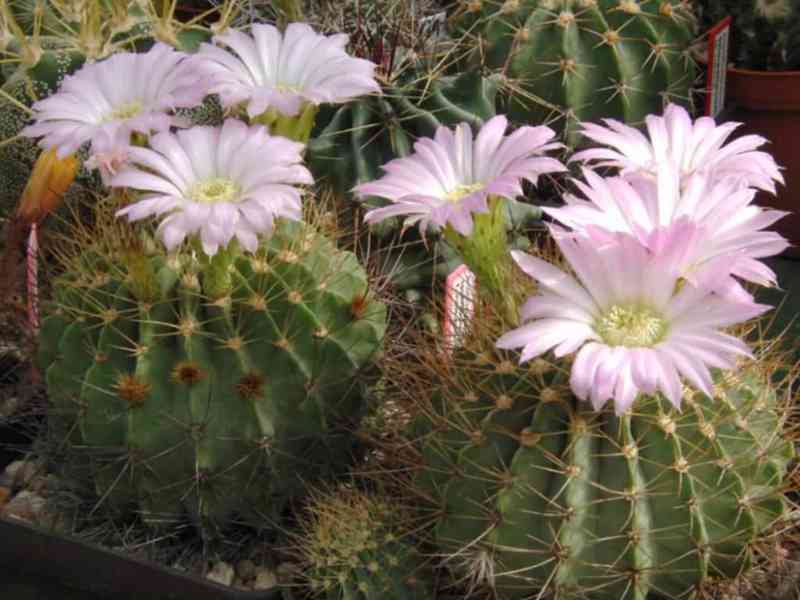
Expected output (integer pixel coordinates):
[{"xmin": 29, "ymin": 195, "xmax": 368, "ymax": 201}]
[
  {"xmin": 307, "ymin": 69, "xmax": 500, "ymax": 205},
  {"xmin": 37, "ymin": 220, "xmax": 387, "ymax": 533},
  {"xmin": 300, "ymin": 487, "xmax": 434, "ymax": 600},
  {"xmin": 453, "ymin": 0, "xmax": 698, "ymax": 145},
  {"xmin": 410, "ymin": 354, "xmax": 794, "ymax": 600}
]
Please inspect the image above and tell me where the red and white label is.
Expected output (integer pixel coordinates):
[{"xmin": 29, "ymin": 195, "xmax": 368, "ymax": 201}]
[
  {"xmin": 442, "ymin": 264, "xmax": 477, "ymax": 353},
  {"xmin": 705, "ymin": 17, "xmax": 732, "ymax": 117}
]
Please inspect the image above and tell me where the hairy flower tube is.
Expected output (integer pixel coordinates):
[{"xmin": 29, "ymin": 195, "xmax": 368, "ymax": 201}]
[
  {"xmin": 544, "ymin": 166, "xmax": 790, "ymax": 301},
  {"xmin": 191, "ymin": 22, "xmax": 379, "ymax": 140},
  {"xmin": 496, "ymin": 226, "xmax": 770, "ymax": 415},
  {"xmin": 356, "ymin": 114, "xmax": 565, "ymax": 324},
  {"xmin": 572, "ymin": 103, "xmax": 784, "ymax": 194},
  {"xmin": 113, "ymin": 119, "xmax": 312, "ymax": 256},
  {"xmin": 22, "ymin": 43, "xmax": 205, "ymax": 163}
]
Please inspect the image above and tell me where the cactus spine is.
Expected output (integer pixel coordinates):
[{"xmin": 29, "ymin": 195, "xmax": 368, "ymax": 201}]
[
  {"xmin": 297, "ymin": 486, "xmax": 434, "ymax": 599},
  {"xmin": 453, "ymin": 0, "xmax": 698, "ymax": 145},
  {"xmin": 400, "ymin": 345, "xmax": 793, "ymax": 599},
  {"xmin": 38, "ymin": 217, "xmax": 386, "ymax": 534}
]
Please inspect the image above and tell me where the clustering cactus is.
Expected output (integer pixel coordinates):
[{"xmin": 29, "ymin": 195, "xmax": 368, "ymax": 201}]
[
  {"xmin": 451, "ymin": 0, "xmax": 698, "ymax": 144},
  {"xmin": 37, "ymin": 215, "xmax": 386, "ymax": 534},
  {"xmin": 296, "ymin": 486, "xmax": 433, "ymax": 599},
  {"xmin": 701, "ymin": 0, "xmax": 800, "ymax": 70},
  {"xmin": 401, "ymin": 343, "xmax": 794, "ymax": 599}
]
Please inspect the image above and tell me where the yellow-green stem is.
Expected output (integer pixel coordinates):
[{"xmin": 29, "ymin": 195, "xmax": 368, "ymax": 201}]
[
  {"xmin": 199, "ymin": 242, "xmax": 239, "ymax": 299},
  {"xmin": 251, "ymin": 102, "xmax": 319, "ymax": 145}
]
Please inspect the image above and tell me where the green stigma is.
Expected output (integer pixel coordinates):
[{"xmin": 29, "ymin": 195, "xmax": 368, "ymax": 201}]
[
  {"xmin": 189, "ymin": 177, "xmax": 242, "ymax": 204},
  {"xmin": 103, "ymin": 100, "xmax": 143, "ymax": 122},
  {"xmin": 444, "ymin": 182, "xmax": 484, "ymax": 203},
  {"xmin": 595, "ymin": 304, "xmax": 667, "ymax": 347}
]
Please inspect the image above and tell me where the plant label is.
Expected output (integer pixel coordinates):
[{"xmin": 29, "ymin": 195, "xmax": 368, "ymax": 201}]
[
  {"xmin": 706, "ymin": 17, "xmax": 732, "ymax": 117},
  {"xmin": 442, "ymin": 264, "xmax": 476, "ymax": 353}
]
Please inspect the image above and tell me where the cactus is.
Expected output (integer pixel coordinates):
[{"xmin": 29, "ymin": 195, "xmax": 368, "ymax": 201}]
[
  {"xmin": 37, "ymin": 215, "xmax": 387, "ymax": 534},
  {"xmin": 395, "ymin": 342, "xmax": 794, "ymax": 600},
  {"xmin": 701, "ymin": 0, "xmax": 800, "ymax": 70},
  {"xmin": 296, "ymin": 486, "xmax": 434, "ymax": 600},
  {"xmin": 451, "ymin": 0, "xmax": 698, "ymax": 145}
]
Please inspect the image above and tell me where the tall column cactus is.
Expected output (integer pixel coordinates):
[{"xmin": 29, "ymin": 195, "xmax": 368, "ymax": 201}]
[{"xmin": 452, "ymin": 0, "xmax": 698, "ymax": 145}]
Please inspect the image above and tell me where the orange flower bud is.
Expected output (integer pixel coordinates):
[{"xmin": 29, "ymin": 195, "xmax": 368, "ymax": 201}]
[{"xmin": 16, "ymin": 148, "xmax": 79, "ymax": 224}]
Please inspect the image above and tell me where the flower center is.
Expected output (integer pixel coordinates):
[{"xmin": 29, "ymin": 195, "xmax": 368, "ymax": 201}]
[
  {"xmin": 103, "ymin": 100, "xmax": 144, "ymax": 122},
  {"xmin": 595, "ymin": 304, "xmax": 667, "ymax": 348},
  {"xmin": 444, "ymin": 182, "xmax": 484, "ymax": 203},
  {"xmin": 189, "ymin": 177, "xmax": 241, "ymax": 204}
]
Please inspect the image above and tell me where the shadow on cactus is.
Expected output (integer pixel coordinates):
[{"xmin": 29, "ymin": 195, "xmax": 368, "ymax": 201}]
[{"xmin": 36, "ymin": 197, "xmax": 387, "ymax": 537}]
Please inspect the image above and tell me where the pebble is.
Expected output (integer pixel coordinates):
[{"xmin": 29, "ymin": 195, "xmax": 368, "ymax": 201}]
[
  {"xmin": 206, "ymin": 561, "xmax": 235, "ymax": 587},
  {"xmin": 0, "ymin": 395, "xmax": 19, "ymax": 418},
  {"xmin": 2, "ymin": 490, "xmax": 46, "ymax": 522},
  {"xmin": 253, "ymin": 566, "xmax": 278, "ymax": 590},
  {"xmin": 235, "ymin": 559, "xmax": 256, "ymax": 582},
  {"xmin": 4, "ymin": 459, "xmax": 40, "ymax": 489}
]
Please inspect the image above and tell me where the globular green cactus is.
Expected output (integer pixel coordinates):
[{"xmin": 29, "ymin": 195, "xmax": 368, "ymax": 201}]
[
  {"xmin": 400, "ymin": 346, "xmax": 794, "ymax": 600},
  {"xmin": 452, "ymin": 0, "xmax": 698, "ymax": 145},
  {"xmin": 37, "ymin": 217, "xmax": 386, "ymax": 535},
  {"xmin": 297, "ymin": 486, "xmax": 434, "ymax": 600}
]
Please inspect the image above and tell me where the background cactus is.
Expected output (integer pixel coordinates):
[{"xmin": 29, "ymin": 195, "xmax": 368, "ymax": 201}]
[
  {"xmin": 450, "ymin": 0, "xmax": 699, "ymax": 145},
  {"xmin": 700, "ymin": 0, "xmax": 800, "ymax": 70},
  {"xmin": 37, "ymin": 213, "xmax": 386, "ymax": 536},
  {"xmin": 380, "ymin": 328, "xmax": 795, "ymax": 600},
  {"xmin": 294, "ymin": 485, "xmax": 434, "ymax": 599}
]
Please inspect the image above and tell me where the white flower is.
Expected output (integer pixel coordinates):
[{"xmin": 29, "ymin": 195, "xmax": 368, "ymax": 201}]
[
  {"xmin": 356, "ymin": 115, "xmax": 565, "ymax": 236},
  {"xmin": 572, "ymin": 104, "xmax": 784, "ymax": 194},
  {"xmin": 113, "ymin": 119, "xmax": 313, "ymax": 256},
  {"xmin": 191, "ymin": 22, "xmax": 380, "ymax": 118},
  {"xmin": 496, "ymin": 226, "xmax": 769, "ymax": 415},
  {"xmin": 22, "ymin": 43, "xmax": 205, "ymax": 160}
]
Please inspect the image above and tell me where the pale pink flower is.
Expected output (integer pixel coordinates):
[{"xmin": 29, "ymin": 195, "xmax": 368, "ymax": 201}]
[
  {"xmin": 496, "ymin": 226, "xmax": 769, "ymax": 415},
  {"xmin": 544, "ymin": 166, "xmax": 790, "ymax": 300},
  {"xmin": 113, "ymin": 119, "xmax": 312, "ymax": 256},
  {"xmin": 84, "ymin": 129, "xmax": 132, "ymax": 185},
  {"xmin": 191, "ymin": 22, "xmax": 380, "ymax": 118},
  {"xmin": 572, "ymin": 103, "xmax": 784, "ymax": 194},
  {"xmin": 355, "ymin": 115, "xmax": 566, "ymax": 236},
  {"xmin": 22, "ymin": 43, "xmax": 205, "ymax": 161}
]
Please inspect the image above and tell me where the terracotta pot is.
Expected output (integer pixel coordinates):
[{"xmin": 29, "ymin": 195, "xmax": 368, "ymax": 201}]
[{"xmin": 726, "ymin": 68, "xmax": 800, "ymax": 257}]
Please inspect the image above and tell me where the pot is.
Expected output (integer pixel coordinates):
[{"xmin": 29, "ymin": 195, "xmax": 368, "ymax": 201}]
[
  {"xmin": 726, "ymin": 68, "xmax": 800, "ymax": 257},
  {"xmin": 0, "ymin": 426, "xmax": 283, "ymax": 600}
]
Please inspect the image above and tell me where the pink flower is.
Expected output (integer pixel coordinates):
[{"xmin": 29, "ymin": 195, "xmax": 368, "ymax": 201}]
[
  {"xmin": 572, "ymin": 103, "xmax": 784, "ymax": 194},
  {"xmin": 355, "ymin": 115, "xmax": 566, "ymax": 236},
  {"xmin": 192, "ymin": 22, "xmax": 380, "ymax": 118},
  {"xmin": 22, "ymin": 43, "xmax": 205, "ymax": 160},
  {"xmin": 113, "ymin": 119, "xmax": 312, "ymax": 256},
  {"xmin": 496, "ymin": 226, "xmax": 769, "ymax": 415},
  {"xmin": 544, "ymin": 166, "xmax": 790, "ymax": 300}
]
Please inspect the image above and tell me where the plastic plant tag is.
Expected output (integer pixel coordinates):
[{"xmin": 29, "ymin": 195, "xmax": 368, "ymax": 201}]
[
  {"xmin": 705, "ymin": 17, "xmax": 732, "ymax": 117},
  {"xmin": 442, "ymin": 264, "xmax": 476, "ymax": 353}
]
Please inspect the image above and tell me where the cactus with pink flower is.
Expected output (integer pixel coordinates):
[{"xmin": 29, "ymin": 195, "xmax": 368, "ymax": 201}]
[{"xmin": 355, "ymin": 102, "xmax": 796, "ymax": 599}]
